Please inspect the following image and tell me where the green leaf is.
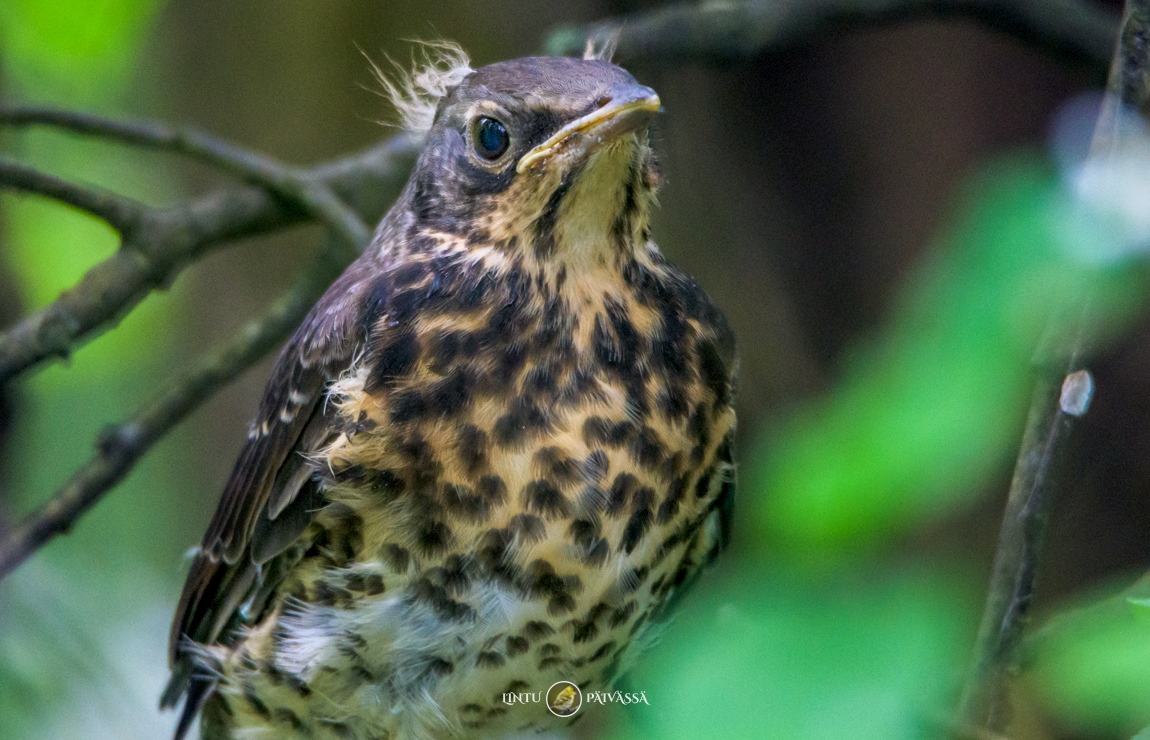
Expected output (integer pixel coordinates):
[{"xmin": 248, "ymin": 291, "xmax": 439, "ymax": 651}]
[{"xmin": 621, "ymin": 567, "xmax": 976, "ymax": 740}]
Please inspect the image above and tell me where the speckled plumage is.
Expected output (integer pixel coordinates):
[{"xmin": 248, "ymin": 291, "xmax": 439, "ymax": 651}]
[{"xmin": 166, "ymin": 53, "xmax": 737, "ymax": 740}]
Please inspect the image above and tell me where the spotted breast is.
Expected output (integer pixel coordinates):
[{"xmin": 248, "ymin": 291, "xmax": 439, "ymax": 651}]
[{"xmin": 165, "ymin": 47, "xmax": 736, "ymax": 740}]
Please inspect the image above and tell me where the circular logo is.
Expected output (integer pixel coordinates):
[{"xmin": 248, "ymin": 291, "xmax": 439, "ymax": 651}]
[{"xmin": 546, "ymin": 680, "xmax": 582, "ymax": 717}]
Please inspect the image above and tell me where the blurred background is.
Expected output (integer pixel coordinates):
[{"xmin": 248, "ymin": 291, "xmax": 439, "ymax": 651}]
[{"xmin": 1, "ymin": 1, "xmax": 1148, "ymax": 738}]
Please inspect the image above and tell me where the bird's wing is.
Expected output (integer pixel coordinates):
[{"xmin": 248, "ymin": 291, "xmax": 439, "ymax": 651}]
[{"xmin": 163, "ymin": 257, "xmax": 384, "ymax": 731}]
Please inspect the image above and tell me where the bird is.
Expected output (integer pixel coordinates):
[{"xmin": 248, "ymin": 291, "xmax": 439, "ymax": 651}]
[{"xmin": 163, "ymin": 41, "xmax": 737, "ymax": 740}]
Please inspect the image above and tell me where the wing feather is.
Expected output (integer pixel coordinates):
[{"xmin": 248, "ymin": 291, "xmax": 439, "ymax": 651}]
[{"xmin": 164, "ymin": 257, "xmax": 388, "ymax": 726}]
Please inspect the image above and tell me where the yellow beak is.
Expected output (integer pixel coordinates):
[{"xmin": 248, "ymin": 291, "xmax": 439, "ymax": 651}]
[{"xmin": 517, "ymin": 85, "xmax": 661, "ymax": 174}]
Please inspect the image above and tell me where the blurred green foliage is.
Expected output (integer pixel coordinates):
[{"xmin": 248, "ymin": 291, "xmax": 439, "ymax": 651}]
[
  {"xmin": 1031, "ymin": 579, "xmax": 1150, "ymax": 735},
  {"xmin": 632, "ymin": 567, "xmax": 975, "ymax": 740},
  {"xmin": 0, "ymin": 2, "xmax": 182, "ymax": 739},
  {"xmin": 761, "ymin": 161, "xmax": 1140, "ymax": 555}
]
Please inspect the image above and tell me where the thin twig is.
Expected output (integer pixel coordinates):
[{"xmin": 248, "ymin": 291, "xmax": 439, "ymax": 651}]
[
  {"xmin": 0, "ymin": 240, "xmax": 348, "ymax": 579},
  {"xmin": 547, "ymin": 0, "xmax": 1118, "ymax": 80},
  {"xmin": 957, "ymin": 364, "xmax": 1093, "ymax": 729},
  {"xmin": 0, "ymin": 158, "xmax": 145, "ymax": 233},
  {"xmin": 0, "ymin": 107, "xmax": 372, "ymax": 252},
  {"xmin": 0, "ymin": 132, "xmax": 421, "ymax": 384},
  {"xmin": 958, "ymin": 0, "xmax": 1150, "ymax": 730}
]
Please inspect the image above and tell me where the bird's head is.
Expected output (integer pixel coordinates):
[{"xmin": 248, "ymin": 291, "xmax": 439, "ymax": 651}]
[{"xmin": 387, "ymin": 47, "xmax": 662, "ymax": 269}]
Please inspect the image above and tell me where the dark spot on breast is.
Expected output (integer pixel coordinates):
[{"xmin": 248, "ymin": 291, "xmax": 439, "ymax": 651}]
[
  {"xmin": 650, "ymin": 573, "xmax": 667, "ymax": 596},
  {"xmin": 560, "ymin": 367, "xmax": 602, "ymax": 406},
  {"xmin": 608, "ymin": 602, "xmax": 636, "ymax": 628},
  {"xmin": 589, "ymin": 640, "xmax": 616, "ymax": 662},
  {"xmin": 657, "ymin": 384, "xmax": 689, "ymax": 421},
  {"xmin": 476, "ymin": 475, "xmax": 508, "ymax": 504},
  {"xmin": 533, "ymin": 446, "xmax": 580, "ymax": 487},
  {"xmin": 697, "ymin": 339, "xmax": 730, "ymax": 408},
  {"xmin": 389, "ymin": 390, "xmax": 429, "ymax": 424},
  {"xmin": 508, "ymin": 513, "xmax": 546, "ymax": 543},
  {"xmin": 244, "ymin": 688, "xmax": 271, "ymax": 718},
  {"xmin": 606, "ymin": 473, "xmax": 639, "ymax": 517},
  {"xmin": 629, "ymin": 426, "xmax": 665, "ymax": 471},
  {"xmin": 364, "ymin": 574, "xmax": 386, "ymax": 595},
  {"xmin": 583, "ymin": 538, "xmax": 609, "ymax": 566},
  {"xmin": 410, "ymin": 577, "xmax": 476, "ymax": 622},
  {"xmin": 533, "ymin": 177, "xmax": 573, "ymax": 258},
  {"xmin": 314, "ymin": 581, "xmax": 353, "ymax": 608},
  {"xmin": 425, "ymin": 657, "xmax": 455, "ymax": 677},
  {"xmin": 494, "ymin": 400, "xmax": 553, "ymax": 448},
  {"xmin": 620, "ymin": 508, "xmax": 652, "ymax": 555},
  {"xmin": 506, "ymin": 635, "xmax": 529, "ymax": 657},
  {"xmin": 415, "ymin": 520, "xmax": 453, "ymax": 556},
  {"xmin": 427, "ymin": 368, "xmax": 473, "ymax": 417},
  {"xmin": 523, "ymin": 365, "xmax": 556, "ymax": 394},
  {"xmin": 519, "ymin": 559, "xmax": 582, "ymax": 615},
  {"xmin": 495, "ymin": 340, "xmax": 529, "ymax": 380},
  {"xmin": 522, "ymin": 621, "xmax": 554, "ymax": 641},
  {"xmin": 539, "ymin": 643, "xmax": 561, "ymax": 657},
  {"xmin": 321, "ymin": 504, "xmax": 364, "ymax": 567},
  {"xmin": 568, "ymin": 518, "xmax": 599, "ymax": 548},
  {"xmin": 657, "ymin": 527, "xmax": 685, "ymax": 559},
  {"xmin": 272, "ymin": 708, "xmax": 304, "ymax": 731},
  {"xmin": 694, "ymin": 468, "xmax": 715, "ymax": 499},
  {"xmin": 582, "ymin": 416, "xmax": 635, "ymax": 448},
  {"xmin": 476, "ymin": 651, "xmax": 505, "ymax": 668},
  {"xmin": 657, "ymin": 474, "xmax": 690, "ymax": 524},
  {"xmin": 442, "ymin": 483, "xmax": 490, "ymax": 523},
  {"xmin": 592, "ymin": 315, "xmax": 623, "ymax": 371},
  {"xmin": 572, "ymin": 620, "xmax": 598, "ymax": 644},
  {"xmin": 380, "ymin": 543, "xmax": 411, "ymax": 572},
  {"xmin": 522, "ymin": 480, "xmax": 571, "ymax": 519},
  {"xmin": 366, "ymin": 333, "xmax": 420, "ymax": 393},
  {"xmin": 369, "ymin": 469, "xmax": 406, "ymax": 498},
  {"xmin": 456, "ymin": 424, "xmax": 489, "ymax": 475}
]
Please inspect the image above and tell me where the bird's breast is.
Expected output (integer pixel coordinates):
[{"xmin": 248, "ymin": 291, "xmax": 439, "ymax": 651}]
[{"xmin": 220, "ymin": 245, "xmax": 736, "ymax": 738}]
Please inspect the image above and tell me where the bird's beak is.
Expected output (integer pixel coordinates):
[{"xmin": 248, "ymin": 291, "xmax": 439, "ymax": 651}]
[{"xmin": 517, "ymin": 84, "xmax": 661, "ymax": 174}]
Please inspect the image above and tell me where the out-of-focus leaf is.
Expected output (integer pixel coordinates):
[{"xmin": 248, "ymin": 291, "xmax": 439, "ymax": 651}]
[
  {"xmin": 757, "ymin": 160, "xmax": 1142, "ymax": 555},
  {"xmin": 1032, "ymin": 591, "xmax": 1150, "ymax": 735},
  {"xmin": 0, "ymin": 0, "xmax": 164, "ymax": 97},
  {"xmin": 622, "ymin": 567, "xmax": 976, "ymax": 740}
]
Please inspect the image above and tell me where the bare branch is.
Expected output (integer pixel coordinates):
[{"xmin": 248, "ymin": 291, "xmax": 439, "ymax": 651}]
[
  {"xmin": 959, "ymin": 0, "xmax": 1150, "ymax": 730},
  {"xmin": 0, "ymin": 106, "xmax": 372, "ymax": 251},
  {"xmin": 957, "ymin": 362, "xmax": 1093, "ymax": 729},
  {"xmin": 547, "ymin": 0, "xmax": 1119, "ymax": 80},
  {"xmin": 0, "ymin": 158, "xmax": 145, "ymax": 232},
  {"xmin": 0, "ymin": 132, "xmax": 421, "ymax": 384},
  {"xmin": 0, "ymin": 240, "xmax": 349, "ymax": 579}
]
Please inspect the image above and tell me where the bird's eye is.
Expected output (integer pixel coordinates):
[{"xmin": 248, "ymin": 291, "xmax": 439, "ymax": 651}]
[{"xmin": 472, "ymin": 117, "xmax": 510, "ymax": 161}]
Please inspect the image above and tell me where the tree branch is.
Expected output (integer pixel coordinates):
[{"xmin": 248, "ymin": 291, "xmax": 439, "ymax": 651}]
[
  {"xmin": 0, "ymin": 132, "xmax": 421, "ymax": 384},
  {"xmin": 0, "ymin": 239, "xmax": 349, "ymax": 579},
  {"xmin": 958, "ymin": 0, "xmax": 1150, "ymax": 730},
  {"xmin": 0, "ymin": 158, "xmax": 145, "ymax": 233},
  {"xmin": 546, "ymin": 0, "xmax": 1119, "ymax": 80},
  {"xmin": 0, "ymin": 106, "xmax": 373, "ymax": 253}
]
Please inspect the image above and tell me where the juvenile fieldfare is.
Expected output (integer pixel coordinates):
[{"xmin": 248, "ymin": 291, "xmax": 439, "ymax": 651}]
[{"xmin": 164, "ymin": 44, "xmax": 737, "ymax": 740}]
